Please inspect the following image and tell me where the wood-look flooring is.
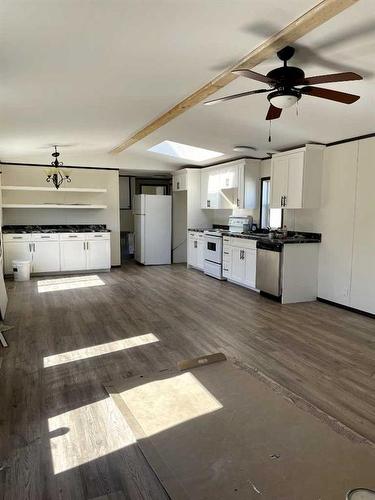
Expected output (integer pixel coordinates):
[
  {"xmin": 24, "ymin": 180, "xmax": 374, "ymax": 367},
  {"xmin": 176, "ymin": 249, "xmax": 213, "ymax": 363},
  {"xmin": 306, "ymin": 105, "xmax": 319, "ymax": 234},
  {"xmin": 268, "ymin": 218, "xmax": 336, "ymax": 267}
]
[{"xmin": 0, "ymin": 262, "xmax": 374, "ymax": 499}]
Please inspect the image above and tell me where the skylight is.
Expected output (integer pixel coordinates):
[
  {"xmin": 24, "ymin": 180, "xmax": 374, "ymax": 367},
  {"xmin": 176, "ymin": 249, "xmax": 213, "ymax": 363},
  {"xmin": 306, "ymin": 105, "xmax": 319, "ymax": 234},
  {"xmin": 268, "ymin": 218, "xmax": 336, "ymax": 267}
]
[{"xmin": 148, "ymin": 140, "xmax": 224, "ymax": 162}]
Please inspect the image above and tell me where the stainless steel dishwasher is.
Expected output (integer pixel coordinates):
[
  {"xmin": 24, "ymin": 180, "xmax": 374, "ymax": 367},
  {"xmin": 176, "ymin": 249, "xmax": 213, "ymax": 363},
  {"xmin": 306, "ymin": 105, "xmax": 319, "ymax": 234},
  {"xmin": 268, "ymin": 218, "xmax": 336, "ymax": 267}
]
[{"xmin": 255, "ymin": 240, "xmax": 282, "ymax": 297}]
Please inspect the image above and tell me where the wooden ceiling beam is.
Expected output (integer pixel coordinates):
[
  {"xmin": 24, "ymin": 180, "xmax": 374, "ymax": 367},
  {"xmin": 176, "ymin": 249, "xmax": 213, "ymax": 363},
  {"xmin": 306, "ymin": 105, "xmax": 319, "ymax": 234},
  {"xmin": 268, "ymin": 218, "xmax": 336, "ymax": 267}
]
[{"xmin": 110, "ymin": 0, "xmax": 360, "ymax": 154}]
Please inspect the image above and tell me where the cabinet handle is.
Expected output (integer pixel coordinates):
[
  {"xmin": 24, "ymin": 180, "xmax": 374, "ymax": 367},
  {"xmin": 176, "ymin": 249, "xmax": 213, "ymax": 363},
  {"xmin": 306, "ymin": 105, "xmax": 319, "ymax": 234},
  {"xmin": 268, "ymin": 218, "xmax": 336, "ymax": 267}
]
[
  {"xmin": 13, "ymin": 236, "xmax": 23, "ymax": 239},
  {"xmin": 224, "ymin": 251, "xmax": 229, "ymax": 255},
  {"xmin": 237, "ymin": 198, "xmax": 240, "ymax": 207},
  {"xmin": 29, "ymin": 243, "xmax": 32, "ymax": 252},
  {"xmin": 207, "ymin": 200, "xmax": 210, "ymax": 208},
  {"xmin": 87, "ymin": 241, "xmax": 89, "ymax": 250},
  {"xmin": 41, "ymin": 236, "xmax": 49, "ymax": 239},
  {"xmin": 194, "ymin": 241, "xmax": 197, "ymax": 248},
  {"xmin": 33, "ymin": 243, "xmax": 36, "ymax": 252},
  {"xmin": 284, "ymin": 195, "xmax": 287, "ymax": 207},
  {"xmin": 177, "ymin": 181, "xmax": 180, "ymax": 190}
]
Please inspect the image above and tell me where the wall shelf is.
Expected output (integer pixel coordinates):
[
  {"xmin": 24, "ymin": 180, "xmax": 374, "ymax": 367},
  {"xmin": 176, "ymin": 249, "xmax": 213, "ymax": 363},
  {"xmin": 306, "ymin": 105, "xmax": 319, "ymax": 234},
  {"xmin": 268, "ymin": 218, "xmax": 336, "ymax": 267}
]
[
  {"xmin": 1, "ymin": 186, "xmax": 107, "ymax": 193},
  {"xmin": 2, "ymin": 204, "xmax": 107, "ymax": 209}
]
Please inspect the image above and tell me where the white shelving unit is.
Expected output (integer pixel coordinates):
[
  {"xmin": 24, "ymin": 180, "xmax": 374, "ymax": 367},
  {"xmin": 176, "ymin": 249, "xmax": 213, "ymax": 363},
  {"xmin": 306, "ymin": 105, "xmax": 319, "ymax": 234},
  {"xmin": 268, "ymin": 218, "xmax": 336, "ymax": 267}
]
[
  {"xmin": 0, "ymin": 186, "xmax": 107, "ymax": 193},
  {"xmin": 2, "ymin": 204, "xmax": 107, "ymax": 209}
]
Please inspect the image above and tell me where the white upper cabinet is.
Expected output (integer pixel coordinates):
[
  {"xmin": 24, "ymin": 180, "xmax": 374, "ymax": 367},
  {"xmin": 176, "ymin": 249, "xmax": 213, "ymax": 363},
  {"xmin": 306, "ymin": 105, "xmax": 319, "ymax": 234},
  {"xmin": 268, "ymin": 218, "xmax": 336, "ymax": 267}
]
[
  {"xmin": 270, "ymin": 145, "xmax": 325, "ymax": 209},
  {"xmin": 172, "ymin": 170, "xmax": 187, "ymax": 191},
  {"xmin": 200, "ymin": 167, "xmax": 232, "ymax": 209},
  {"xmin": 200, "ymin": 159, "xmax": 260, "ymax": 210}
]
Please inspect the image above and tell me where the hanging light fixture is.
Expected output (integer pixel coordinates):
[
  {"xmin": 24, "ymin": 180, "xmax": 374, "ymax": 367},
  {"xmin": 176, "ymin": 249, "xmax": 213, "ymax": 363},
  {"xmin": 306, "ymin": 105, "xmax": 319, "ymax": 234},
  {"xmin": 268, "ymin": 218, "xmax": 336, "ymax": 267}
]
[{"xmin": 45, "ymin": 146, "xmax": 71, "ymax": 189}]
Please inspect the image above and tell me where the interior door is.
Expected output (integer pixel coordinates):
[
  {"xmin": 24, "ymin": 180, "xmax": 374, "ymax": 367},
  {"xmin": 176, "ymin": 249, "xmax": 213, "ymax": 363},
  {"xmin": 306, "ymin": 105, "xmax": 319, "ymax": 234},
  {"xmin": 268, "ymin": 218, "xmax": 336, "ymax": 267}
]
[
  {"xmin": 4, "ymin": 242, "xmax": 32, "ymax": 274},
  {"xmin": 350, "ymin": 137, "xmax": 375, "ymax": 314},
  {"xmin": 60, "ymin": 240, "xmax": 87, "ymax": 271},
  {"xmin": 286, "ymin": 152, "xmax": 304, "ymax": 208},
  {"xmin": 270, "ymin": 156, "xmax": 288, "ymax": 208},
  {"xmin": 33, "ymin": 241, "xmax": 60, "ymax": 273},
  {"xmin": 86, "ymin": 239, "xmax": 111, "ymax": 270}
]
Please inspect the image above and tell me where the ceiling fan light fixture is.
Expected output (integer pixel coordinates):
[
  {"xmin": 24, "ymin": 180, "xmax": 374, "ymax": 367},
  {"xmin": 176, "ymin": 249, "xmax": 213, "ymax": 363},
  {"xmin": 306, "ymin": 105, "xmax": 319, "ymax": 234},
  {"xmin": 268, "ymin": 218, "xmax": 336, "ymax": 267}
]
[{"xmin": 268, "ymin": 89, "xmax": 301, "ymax": 109}]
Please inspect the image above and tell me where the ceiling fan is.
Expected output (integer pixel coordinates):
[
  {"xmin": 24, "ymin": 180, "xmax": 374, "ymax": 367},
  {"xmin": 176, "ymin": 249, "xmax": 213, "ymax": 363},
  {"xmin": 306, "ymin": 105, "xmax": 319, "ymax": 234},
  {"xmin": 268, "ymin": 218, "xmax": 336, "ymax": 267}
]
[{"xmin": 204, "ymin": 46, "xmax": 362, "ymax": 120}]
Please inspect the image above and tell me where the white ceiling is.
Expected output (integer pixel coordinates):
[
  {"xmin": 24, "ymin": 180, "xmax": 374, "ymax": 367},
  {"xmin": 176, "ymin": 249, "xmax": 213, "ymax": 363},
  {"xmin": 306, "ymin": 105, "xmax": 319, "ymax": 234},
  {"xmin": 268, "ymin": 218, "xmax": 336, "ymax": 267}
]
[{"xmin": 1, "ymin": 0, "xmax": 375, "ymax": 171}]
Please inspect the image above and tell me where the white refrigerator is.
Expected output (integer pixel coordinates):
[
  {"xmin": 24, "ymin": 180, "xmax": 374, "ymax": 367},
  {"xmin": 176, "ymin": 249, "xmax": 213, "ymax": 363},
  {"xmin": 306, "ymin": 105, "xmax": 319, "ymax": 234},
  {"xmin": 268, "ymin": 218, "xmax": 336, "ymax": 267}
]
[{"xmin": 134, "ymin": 194, "xmax": 172, "ymax": 265}]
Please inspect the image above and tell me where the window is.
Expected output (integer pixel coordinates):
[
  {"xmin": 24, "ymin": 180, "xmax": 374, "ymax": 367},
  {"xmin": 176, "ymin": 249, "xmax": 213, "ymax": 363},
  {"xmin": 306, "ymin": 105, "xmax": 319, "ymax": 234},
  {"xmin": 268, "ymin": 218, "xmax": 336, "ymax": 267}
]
[
  {"xmin": 260, "ymin": 177, "xmax": 282, "ymax": 229},
  {"xmin": 148, "ymin": 140, "xmax": 223, "ymax": 162}
]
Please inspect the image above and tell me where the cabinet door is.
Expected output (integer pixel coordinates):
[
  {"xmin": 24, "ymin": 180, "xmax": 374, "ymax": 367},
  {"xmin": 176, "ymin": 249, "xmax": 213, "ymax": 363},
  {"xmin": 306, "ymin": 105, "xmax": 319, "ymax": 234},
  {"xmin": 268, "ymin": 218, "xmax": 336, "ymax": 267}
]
[
  {"xmin": 200, "ymin": 170, "xmax": 209, "ymax": 208},
  {"xmin": 4, "ymin": 242, "xmax": 32, "ymax": 274},
  {"xmin": 244, "ymin": 248, "xmax": 257, "ymax": 288},
  {"xmin": 197, "ymin": 237, "xmax": 205, "ymax": 270},
  {"xmin": 60, "ymin": 240, "xmax": 87, "ymax": 271},
  {"xmin": 86, "ymin": 240, "xmax": 111, "ymax": 270},
  {"xmin": 270, "ymin": 156, "xmax": 289, "ymax": 208},
  {"xmin": 201, "ymin": 168, "xmax": 221, "ymax": 208},
  {"xmin": 33, "ymin": 241, "xmax": 60, "ymax": 273},
  {"xmin": 187, "ymin": 235, "xmax": 198, "ymax": 267},
  {"xmin": 230, "ymin": 247, "xmax": 245, "ymax": 283},
  {"xmin": 221, "ymin": 165, "xmax": 238, "ymax": 189},
  {"xmin": 173, "ymin": 172, "xmax": 187, "ymax": 191},
  {"xmin": 286, "ymin": 152, "xmax": 304, "ymax": 208}
]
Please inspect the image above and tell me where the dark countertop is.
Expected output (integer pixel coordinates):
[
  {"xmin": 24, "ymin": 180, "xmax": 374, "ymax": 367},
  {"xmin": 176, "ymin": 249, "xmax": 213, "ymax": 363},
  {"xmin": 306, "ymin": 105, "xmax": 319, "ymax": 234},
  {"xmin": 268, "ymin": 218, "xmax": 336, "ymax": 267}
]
[
  {"xmin": 222, "ymin": 231, "xmax": 321, "ymax": 245},
  {"xmin": 2, "ymin": 224, "xmax": 111, "ymax": 234},
  {"xmin": 188, "ymin": 228, "xmax": 321, "ymax": 245}
]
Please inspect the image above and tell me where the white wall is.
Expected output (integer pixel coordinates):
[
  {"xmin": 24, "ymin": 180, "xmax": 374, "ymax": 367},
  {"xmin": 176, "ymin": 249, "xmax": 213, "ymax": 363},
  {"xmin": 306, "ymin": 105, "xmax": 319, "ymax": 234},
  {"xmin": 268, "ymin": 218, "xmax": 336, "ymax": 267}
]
[{"xmin": 1, "ymin": 165, "xmax": 121, "ymax": 266}]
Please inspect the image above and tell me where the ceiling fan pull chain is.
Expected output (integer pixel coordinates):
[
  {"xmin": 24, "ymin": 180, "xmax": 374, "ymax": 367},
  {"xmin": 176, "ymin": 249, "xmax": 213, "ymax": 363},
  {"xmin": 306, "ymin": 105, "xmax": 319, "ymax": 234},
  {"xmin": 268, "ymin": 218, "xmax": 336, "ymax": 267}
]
[{"xmin": 268, "ymin": 120, "xmax": 272, "ymax": 143}]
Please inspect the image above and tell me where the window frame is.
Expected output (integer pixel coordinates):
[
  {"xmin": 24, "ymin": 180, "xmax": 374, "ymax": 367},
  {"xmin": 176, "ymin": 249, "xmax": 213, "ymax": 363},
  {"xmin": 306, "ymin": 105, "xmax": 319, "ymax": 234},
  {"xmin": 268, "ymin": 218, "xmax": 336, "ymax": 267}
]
[{"xmin": 259, "ymin": 176, "xmax": 283, "ymax": 229}]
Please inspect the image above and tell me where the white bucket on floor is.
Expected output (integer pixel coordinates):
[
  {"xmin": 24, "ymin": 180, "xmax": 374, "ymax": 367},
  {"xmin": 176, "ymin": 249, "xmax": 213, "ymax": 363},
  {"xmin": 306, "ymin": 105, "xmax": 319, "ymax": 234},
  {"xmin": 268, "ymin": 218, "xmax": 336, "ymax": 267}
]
[{"xmin": 12, "ymin": 260, "xmax": 31, "ymax": 281}]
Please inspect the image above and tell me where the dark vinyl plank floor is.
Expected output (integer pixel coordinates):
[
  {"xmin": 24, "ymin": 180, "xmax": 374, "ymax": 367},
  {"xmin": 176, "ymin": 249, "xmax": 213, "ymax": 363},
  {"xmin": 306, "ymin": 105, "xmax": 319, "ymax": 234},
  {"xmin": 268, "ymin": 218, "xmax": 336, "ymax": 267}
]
[{"xmin": 0, "ymin": 262, "xmax": 374, "ymax": 499}]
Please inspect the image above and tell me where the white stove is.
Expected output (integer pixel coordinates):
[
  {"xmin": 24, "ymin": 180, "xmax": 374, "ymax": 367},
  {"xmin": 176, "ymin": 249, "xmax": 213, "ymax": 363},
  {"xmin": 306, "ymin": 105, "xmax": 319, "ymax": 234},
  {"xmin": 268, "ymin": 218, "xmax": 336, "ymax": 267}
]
[{"xmin": 203, "ymin": 230, "xmax": 225, "ymax": 280}]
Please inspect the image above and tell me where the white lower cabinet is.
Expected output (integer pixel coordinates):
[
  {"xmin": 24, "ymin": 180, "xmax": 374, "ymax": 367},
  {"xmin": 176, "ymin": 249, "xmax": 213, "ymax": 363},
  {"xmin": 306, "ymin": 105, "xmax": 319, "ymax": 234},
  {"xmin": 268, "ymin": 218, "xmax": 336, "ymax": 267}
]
[
  {"xmin": 223, "ymin": 237, "xmax": 257, "ymax": 289},
  {"xmin": 60, "ymin": 233, "xmax": 111, "ymax": 272},
  {"xmin": 4, "ymin": 240, "xmax": 32, "ymax": 274},
  {"xmin": 187, "ymin": 232, "xmax": 204, "ymax": 271},
  {"xmin": 60, "ymin": 239, "xmax": 87, "ymax": 272},
  {"xmin": 86, "ymin": 238, "xmax": 111, "ymax": 270},
  {"xmin": 33, "ymin": 241, "xmax": 60, "ymax": 273},
  {"xmin": 244, "ymin": 248, "xmax": 256, "ymax": 288},
  {"xmin": 4, "ymin": 232, "xmax": 111, "ymax": 275}
]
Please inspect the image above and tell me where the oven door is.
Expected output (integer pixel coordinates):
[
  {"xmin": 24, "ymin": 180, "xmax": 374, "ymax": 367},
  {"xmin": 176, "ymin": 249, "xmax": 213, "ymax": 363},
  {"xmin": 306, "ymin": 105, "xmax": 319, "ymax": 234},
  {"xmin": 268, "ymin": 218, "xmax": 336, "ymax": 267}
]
[{"xmin": 204, "ymin": 235, "xmax": 223, "ymax": 264}]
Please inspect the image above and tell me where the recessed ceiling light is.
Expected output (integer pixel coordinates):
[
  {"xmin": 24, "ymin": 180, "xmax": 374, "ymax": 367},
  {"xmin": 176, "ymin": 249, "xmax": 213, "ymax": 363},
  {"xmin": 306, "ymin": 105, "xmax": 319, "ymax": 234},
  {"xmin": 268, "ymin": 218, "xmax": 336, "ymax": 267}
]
[{"xmin": 148, "ymin": 140, "xmax": 224, "ymax": 162}]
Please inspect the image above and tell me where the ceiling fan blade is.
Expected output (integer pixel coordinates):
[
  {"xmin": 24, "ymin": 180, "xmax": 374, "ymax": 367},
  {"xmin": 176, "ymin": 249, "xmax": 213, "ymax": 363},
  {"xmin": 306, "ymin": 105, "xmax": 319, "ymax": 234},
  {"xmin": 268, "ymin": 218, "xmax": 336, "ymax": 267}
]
[
  {"xmin": 297, "ymin": 71, "xmax": 362, "ymax": 85},
  {"xmin": 204, "ymin": 88, "xmax": 270, "ymax": 105},
  {"xmin": 266, "ymin": 104, "xmax": 282, "ymax": 120},
  {"xmin": 301, "ymin": 86, "xmax": 360, "ymax": 104},
  {"xmin": 232, "ymin": 69, "xmax": 276, "ymax": 85}
]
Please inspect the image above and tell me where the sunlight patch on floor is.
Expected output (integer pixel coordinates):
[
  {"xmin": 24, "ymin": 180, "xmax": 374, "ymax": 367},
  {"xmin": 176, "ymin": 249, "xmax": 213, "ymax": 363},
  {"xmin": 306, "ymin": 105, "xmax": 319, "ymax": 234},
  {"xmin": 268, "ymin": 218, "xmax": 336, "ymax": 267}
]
[
  {"xmin": 121, "ymin": 372, "xmax": 223, "ymax": 436},
  {"xmin": 37, "ymin": 275, "xmax": 105, "ymax": 293},
  {"xmin": 43, "ymin": 333, "xmax": 159, "ymax": 367},
  {"xmin": 48, "ymin": 398, "xmax": 135, "ymax": 474}
]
